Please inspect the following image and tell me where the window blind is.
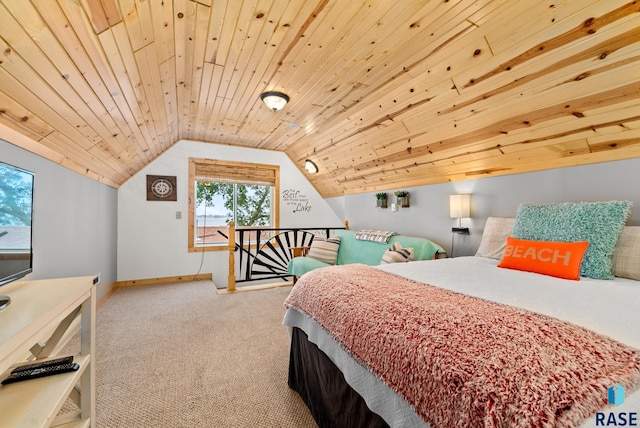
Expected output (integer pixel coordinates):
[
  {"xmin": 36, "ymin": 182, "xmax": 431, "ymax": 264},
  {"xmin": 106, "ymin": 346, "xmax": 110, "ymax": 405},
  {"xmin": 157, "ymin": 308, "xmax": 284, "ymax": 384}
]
[{"xmin": 194, "ymin": 161, "xmax": 277, "ymax": 186}]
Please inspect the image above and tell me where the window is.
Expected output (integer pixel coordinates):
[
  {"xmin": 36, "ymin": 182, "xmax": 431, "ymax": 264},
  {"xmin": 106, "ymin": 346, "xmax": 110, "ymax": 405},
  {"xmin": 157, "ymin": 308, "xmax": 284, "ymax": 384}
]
[{"xmin": 188, "ymin": 158, "xmax": 280, "ymax": 252}]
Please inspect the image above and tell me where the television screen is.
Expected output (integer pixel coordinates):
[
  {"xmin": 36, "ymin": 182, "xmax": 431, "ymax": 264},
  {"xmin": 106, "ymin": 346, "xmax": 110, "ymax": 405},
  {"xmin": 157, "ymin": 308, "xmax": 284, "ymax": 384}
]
[{"xmin": 0, "ymin": 161, "xmax": 34, "ymax": 301}]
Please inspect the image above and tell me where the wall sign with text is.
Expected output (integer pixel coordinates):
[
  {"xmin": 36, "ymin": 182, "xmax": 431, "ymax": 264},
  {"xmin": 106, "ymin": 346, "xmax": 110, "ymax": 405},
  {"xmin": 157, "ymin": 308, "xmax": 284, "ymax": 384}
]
[{"xmin": 282, "ymin": 188, "xmax": 311, "ymax": 213}]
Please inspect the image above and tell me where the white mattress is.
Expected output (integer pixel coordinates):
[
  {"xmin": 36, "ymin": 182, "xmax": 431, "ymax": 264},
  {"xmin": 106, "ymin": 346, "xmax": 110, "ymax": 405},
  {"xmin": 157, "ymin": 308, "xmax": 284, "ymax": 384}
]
[{"xmin": 284, "ymin": 257, "xmax": 640, "ymax": 428}]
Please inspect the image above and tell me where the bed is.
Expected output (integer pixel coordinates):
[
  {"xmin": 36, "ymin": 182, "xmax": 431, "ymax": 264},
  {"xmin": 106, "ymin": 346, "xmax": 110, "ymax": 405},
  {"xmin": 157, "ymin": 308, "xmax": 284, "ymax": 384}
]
[{"xmin": 283, "ymin": 202, "xmax": 640, "ymax": 428}]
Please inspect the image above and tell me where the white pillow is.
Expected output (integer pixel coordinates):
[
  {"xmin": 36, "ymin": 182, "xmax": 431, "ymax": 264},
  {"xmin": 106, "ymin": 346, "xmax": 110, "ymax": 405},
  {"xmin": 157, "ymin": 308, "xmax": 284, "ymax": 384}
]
[
  {"xmin": 380, "ymin": 242, "xmax": 414, "ymax": 264},
  {"xmin": 475, "ymin": 217, "xmax": 514, "ymax": 260},
  {"xmin": 612, "ymin": 226, "xmax": 640, "ymax": 280},
  {"xmin": 306, "ymin": 236, "xmax": 341, "ymax": 265}
]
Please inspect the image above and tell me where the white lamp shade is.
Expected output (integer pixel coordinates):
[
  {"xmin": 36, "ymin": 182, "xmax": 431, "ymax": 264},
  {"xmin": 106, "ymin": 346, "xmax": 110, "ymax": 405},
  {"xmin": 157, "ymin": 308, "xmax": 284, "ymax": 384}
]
[
  {"xmin": 449, "ymin": 194, "xmax": 471, "ymax": 218},
  {"xmin": 260, "ymin": 91, "xmax": 289, "ymax": 111}
]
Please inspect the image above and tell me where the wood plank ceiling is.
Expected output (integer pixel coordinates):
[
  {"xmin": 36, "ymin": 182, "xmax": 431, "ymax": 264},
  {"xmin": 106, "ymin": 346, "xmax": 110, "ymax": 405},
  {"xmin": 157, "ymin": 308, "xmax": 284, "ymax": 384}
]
[{"xmin": 0, "ymin": 0, "xmax": 638, "ymax": 197}]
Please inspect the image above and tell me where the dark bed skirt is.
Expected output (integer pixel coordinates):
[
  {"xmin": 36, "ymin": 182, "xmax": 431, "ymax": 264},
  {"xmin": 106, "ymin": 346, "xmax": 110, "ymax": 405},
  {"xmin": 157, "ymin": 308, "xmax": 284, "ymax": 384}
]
[{"xmin": 288, "ymin": 327, "xmax": 390, "ymax": 428}]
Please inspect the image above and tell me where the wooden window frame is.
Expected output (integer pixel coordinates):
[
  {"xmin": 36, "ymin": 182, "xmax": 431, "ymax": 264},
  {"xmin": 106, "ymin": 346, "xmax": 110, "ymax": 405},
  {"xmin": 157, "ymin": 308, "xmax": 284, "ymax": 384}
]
[{"xmin": 188, "ymin": 158, "xmax": 280, "ymax": 252}]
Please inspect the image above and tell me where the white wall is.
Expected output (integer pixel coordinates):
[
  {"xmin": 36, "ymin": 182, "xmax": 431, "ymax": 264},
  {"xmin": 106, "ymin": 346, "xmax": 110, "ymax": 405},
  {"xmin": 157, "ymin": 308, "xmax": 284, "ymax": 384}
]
[
  {"xmin": 117, "ymin": 140, "xmax": 342, "ymax": 285},
  {"xmin": 6, "ymin": 132, "xmax": 635, "ymax": 293},
  {"xmin": 341, "ymin": 158, "xmax": 640, "ymax": 257},
  {"xmin": 0, "ymin": 139, "xmax": 117, "ymax": 302}
]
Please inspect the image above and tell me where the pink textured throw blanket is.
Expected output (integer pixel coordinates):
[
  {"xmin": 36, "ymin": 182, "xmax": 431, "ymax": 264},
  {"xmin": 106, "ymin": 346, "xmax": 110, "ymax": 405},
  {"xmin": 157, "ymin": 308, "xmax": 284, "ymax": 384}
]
[{"xmin": 284, "ymin": 264, "xmax": 640, "ymax": 428}]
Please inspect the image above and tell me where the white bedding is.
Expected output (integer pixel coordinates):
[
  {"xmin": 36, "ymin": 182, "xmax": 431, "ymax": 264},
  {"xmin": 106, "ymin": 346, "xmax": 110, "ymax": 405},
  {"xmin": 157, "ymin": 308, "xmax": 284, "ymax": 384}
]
[
  {"xmin": 379, "ymin": 257, "xmax": 640, "ymax": 349},
  {"xmin": 284, "ymin": 256, "xmax": 640, "ymax": 428}
]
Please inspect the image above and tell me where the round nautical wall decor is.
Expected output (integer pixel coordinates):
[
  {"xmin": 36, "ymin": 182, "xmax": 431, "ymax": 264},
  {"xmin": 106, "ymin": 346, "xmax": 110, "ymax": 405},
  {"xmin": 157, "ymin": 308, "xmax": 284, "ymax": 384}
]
[{"xmin": 146, "ymin": 175, "xmax": 177, "ymax": 201}]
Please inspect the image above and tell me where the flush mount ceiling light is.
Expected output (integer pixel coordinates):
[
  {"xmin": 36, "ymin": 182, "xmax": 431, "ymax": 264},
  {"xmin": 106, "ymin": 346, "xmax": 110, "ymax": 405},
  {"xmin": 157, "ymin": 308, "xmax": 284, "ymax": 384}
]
[
  {"xmin": 260, "ymin": 91, "xmax": 290, "ymax": 111},
  {"xmin": 305, "ymin": 159, "xmax": 318, "ymax": 174}
]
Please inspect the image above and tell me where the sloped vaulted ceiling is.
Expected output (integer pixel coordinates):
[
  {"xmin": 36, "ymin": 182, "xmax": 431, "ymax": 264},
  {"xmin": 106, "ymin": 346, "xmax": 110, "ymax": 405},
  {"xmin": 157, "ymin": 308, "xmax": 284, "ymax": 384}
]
[{"xmin": 0, "ymin": 0, "xmax": 638, "ymax": 197}]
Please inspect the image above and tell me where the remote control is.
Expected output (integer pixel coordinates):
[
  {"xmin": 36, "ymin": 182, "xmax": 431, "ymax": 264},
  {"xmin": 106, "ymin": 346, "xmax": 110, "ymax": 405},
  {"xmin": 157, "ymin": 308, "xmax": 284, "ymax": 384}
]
[
  {"xmin": 10, "ymin": 356, "xmax": 74, "ymax": 374},
  {"xmin": 1, "ymin": 363, "xmax": 79, "ymax": 385}
]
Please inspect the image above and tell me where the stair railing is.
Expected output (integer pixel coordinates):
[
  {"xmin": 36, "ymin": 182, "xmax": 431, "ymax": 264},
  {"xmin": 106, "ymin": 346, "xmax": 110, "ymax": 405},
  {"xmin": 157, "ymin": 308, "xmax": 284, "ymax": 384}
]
[{"xmin": 224, "ymin": 221, "xmax": 349, "ymax": 292}]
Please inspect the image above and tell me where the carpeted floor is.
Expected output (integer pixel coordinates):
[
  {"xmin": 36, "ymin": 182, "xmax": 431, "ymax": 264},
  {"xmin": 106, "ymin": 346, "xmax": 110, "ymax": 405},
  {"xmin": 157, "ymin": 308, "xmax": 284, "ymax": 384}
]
[{"xmin": 85, "ymin": 281, "xmax": 318, "ymax": 427}]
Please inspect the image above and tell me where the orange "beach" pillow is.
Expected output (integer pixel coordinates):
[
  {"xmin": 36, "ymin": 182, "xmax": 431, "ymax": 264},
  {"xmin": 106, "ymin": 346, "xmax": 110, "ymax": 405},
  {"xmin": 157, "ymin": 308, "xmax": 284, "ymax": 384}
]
[{"xmin": 498, "ymin": 236, "xmax": 589, "ymax": 280}]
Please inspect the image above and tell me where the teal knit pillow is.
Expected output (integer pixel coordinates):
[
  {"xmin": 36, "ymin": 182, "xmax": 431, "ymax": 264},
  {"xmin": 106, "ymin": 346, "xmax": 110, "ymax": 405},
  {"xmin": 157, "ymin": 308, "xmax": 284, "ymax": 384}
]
[{"xmin": 511, "ymin": 201, "xmax": 631, "ymax": 279}]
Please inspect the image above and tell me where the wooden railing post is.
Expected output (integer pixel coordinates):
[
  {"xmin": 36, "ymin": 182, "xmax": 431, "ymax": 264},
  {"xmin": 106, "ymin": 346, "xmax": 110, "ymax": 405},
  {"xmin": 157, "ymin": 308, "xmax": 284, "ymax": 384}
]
[{"xmin": 227, "ymin": 221, "xmax": 236, "ymax": 292}]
